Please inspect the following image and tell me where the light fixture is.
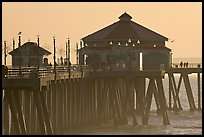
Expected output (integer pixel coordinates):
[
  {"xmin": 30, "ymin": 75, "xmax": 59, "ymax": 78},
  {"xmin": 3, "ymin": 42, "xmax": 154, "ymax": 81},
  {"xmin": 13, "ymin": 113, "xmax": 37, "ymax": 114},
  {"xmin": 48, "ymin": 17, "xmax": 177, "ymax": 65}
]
[
  {"xmin": 132, "ymin": 44, "xmax": 135, "ymax": 47},
  {"xmin": 110, "ymin": 41, "xmax": 113, "ymax": 45},
  {"xmin": 118, "ymin": 42, "xmax": 121, "ymax": 46},
  {"xmin": 128, "ymin": 39, "xmax": 131, "ymax": 43},
  {"xmin": 137, "ymin": 40, "xmax": 140, "ymax": 44},
  {"xmin": 37, "ymin": 33, "xmax": 40, "ymax": 38},
  {"xmin": 18, "ymin": 31, "xmax": 22, "ymax": 36},
  {"xmin": 125, "ymin": 43, "xmax": 128, "ymax": 47},
  {"xmin": 154, "ymin": 44, "xmax": 156, "ymax": 48}
]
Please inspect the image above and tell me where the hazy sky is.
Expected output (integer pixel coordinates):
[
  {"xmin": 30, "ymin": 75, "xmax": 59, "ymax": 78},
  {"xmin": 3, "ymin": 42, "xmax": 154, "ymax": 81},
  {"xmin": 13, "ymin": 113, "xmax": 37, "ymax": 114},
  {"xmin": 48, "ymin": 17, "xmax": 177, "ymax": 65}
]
[{"xmin": 2, "ymin": 2, "xmax": 202, "ymax": 65}]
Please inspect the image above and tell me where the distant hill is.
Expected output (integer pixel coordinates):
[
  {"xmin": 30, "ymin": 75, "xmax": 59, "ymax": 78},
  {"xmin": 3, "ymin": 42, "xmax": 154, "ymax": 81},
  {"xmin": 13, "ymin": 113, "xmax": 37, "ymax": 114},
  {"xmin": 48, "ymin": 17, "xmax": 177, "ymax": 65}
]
[{"xmin": 173, "ymin": 57, "xmax": 202, "ymax": 63}]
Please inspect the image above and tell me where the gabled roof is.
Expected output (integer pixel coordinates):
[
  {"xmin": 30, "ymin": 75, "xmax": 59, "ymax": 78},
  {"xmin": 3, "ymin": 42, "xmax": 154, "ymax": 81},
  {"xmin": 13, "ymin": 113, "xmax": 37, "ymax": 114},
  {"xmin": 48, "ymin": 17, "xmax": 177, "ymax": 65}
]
[
  {"xmin": 82, "ymin": 12, "xmax": 168, "ymax": 41},
  {"xmin": 8, "ymin": 42, "xmax": 51, "ymax": 56}
]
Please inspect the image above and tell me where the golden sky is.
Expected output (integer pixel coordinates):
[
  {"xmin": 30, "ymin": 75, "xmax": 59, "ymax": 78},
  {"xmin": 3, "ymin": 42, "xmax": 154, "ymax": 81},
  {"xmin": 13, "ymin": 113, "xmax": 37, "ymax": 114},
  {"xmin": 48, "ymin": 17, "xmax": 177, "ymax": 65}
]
[{"xmin": 2, "ymin": 2, "xmax": 202, "ymax": 65}]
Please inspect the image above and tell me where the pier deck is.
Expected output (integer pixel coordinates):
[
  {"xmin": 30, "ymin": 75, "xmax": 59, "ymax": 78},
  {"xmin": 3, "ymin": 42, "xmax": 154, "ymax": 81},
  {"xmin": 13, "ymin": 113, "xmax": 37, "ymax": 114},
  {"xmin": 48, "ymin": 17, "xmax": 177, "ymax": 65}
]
[{"xmin": 2, "ymin": 65, "xmax": 202, "ymax": 135}]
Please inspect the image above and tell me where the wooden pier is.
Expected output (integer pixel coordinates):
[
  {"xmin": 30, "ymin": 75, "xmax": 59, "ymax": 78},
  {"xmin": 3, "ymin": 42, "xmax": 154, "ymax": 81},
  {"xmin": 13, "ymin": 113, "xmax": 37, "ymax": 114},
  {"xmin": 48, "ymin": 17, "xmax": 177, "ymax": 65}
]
[
  {"xmin": 2, "ymin": 65, "xmax": 202, "ymax": 135},
  {"xmin": 166, "ymin": 66, "xmax": 202, "ymax": 111}
]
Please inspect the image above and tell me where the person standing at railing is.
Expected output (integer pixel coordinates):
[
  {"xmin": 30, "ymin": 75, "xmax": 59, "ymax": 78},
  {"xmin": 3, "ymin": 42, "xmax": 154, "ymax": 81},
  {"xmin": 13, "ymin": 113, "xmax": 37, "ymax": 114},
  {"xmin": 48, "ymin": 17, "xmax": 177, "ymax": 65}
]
[
  {"xmin": 180, "ymin": 61, "xmax": 183, "ymax": 68},
  {"xmin": 183, "ymin": 62, "xmax": 186, "ymax": 68},
  {"xmin": 186, "ymin": 62, "xmax": 188, "ymax": 68}
]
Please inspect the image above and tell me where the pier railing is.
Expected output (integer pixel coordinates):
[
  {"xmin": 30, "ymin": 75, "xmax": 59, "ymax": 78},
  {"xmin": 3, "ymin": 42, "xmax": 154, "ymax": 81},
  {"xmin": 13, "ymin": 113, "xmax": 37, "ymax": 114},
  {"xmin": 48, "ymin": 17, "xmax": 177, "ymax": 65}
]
[
  {"xmin": 3, "ymin": 63, "xmax": 202, "ymax": 79},
  {"xmin": 171, "ymin": 63, "xmax": 202, "ymax": 68}
]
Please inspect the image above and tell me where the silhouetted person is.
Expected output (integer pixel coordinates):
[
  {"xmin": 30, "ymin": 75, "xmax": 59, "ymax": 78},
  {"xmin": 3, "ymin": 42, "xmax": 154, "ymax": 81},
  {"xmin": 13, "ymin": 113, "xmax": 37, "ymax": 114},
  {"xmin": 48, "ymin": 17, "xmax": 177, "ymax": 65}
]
[
  {"xmin": 54, "ymin": 61, "xmax": 58, "ymax": 66},
  {"xmin": 186, "ymin": 62, "xmax": 188, "ymax": 68},
  {"xmin": 180, "ymin": 61, "xmax": 183, "ymax": 68},
  {"xmin": 49, "ymin": 62, "xmax": 52, "ymax": 66},
  {"xmin": 44, "ymin": 58, "xmax": 49, "ymax": 66},
  {"xmin": 60, "ymin": 57, "xmax": 63, "ymax": 65},
  {"xmin": 183, "ymin": 62, "xmax": 186, "ymax": 68}
]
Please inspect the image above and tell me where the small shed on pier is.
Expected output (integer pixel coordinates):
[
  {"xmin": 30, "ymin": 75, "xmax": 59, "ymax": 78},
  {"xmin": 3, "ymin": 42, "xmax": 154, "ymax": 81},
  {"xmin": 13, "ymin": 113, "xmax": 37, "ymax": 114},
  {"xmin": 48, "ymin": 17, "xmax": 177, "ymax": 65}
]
[
  {"xmin": 8, "ymin": 42, "xmax": 51, "ymax": 67},
  {"xmin": 79, "ymin": 12, "xmax": 172, "ymax": 70}
]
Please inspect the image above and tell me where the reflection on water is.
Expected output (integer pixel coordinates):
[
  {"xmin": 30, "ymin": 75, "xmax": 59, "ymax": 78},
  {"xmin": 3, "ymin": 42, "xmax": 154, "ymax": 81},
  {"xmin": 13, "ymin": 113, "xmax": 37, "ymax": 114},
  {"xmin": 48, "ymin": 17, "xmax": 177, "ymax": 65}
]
[{"xmin": 65, "ymin": 74, "xmax": 202, "ymax": 135}]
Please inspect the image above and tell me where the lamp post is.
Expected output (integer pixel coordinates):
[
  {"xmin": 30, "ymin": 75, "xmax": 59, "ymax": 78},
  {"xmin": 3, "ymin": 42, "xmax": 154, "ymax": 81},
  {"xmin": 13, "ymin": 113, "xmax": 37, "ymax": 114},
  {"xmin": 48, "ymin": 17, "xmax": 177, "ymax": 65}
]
[
  {"xmin": 4, "ymin": 41, "xmax": 7, "ymax": 66},
  {"xmin": 66, "ymin": 42, "xmax": 68, "ymax": 66},
  {"xmin": 80, "ymin": 39, "xmax": 83, "ymax": 77},
  {"xmin": 76, "ymin": 43, "xmax": 78, "ymax": 65},
  {"xmin": 68, "ymin": 38, "xmax": 71, "ymax": 78},
  {"xmin": 37, "ymin": 33, "xmax": 40, "ymax": 73},
  {"xmin": 13, "ymin": 38, "xmax": 15, "ymax": 50},
  {"xmin": 18, "ymin": 32, "xmax": 22, "ymax": 77},
  {"xmin": 53, "ymin": 36, "xmax": 56, "ymax": 80},
  {"xmin": 110, "ymin": 41, "xmax": 113, "ymax": 71}
]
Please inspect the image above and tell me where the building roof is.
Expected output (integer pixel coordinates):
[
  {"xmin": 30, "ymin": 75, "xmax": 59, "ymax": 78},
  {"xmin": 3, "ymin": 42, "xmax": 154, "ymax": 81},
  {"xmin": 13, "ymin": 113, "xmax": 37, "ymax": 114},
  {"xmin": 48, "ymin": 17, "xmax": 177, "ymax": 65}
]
[
  {"xmin": 119, "ymin": 12, "xmax": 132, "ymax": 21},
  {"xmin": 8, "ymin": 42, "xmax": 51, "ymax": 56},
  {"xmin": 82, "ymin": 12, "xmax": 168, "ymax": 41}
]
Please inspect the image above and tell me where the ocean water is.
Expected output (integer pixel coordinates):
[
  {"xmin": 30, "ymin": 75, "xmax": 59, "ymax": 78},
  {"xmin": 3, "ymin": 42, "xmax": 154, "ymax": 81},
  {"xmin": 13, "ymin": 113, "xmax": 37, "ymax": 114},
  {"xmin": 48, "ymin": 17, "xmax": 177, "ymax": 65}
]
[{"xmin": 66, "ymin": 73, "xmax": 202, "ymax": 135}]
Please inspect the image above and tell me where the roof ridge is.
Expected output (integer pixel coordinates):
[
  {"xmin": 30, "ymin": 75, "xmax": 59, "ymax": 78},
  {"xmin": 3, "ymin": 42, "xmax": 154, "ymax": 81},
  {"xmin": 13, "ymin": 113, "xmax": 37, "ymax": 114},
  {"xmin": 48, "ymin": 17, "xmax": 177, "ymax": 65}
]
[
  {"xmin": 8, "ymin": 42, "xmax": 51, "ymax": 55},
  {"xmin": 82, "ymin": 21, "xmax": 119, "ymax": 41},
  {"xmin": 130, "ymin": 21, "xmax": 168, "ymax": 40},
  {"xmin": 105, "ymin": 21, "xmax": 140, "ymax": 40},
  {"xmin": 82, "ymin": 14, "xmax": 168, "ymax": 41}
]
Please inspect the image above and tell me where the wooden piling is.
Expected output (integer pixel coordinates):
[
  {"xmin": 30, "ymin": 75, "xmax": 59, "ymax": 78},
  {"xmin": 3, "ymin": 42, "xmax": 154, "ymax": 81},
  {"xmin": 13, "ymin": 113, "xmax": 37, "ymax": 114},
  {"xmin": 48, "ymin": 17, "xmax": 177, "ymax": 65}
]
[
  {"xmin": 156, "ymin": 77, "xmax": 170, "ymax": 125},
  {"xmin": 168, "ymin": 74, "xmax": 172, "ymax": 109},
  {"xmin": 143, "ymin": 77, "xmax": 154, "ymax": 125},
  {"xmin": 168, "ymin": 73, "xmax": 179, "ymax": 110},
  {"xmin": 197, "ymin": 71, "xmax": 201, "ymax": 110},
  {"xmin": 51, "ymin": 80, "xmax": 57, "ymax": 133},
  {"xmin": 171, "ymin": 73, "xmax": 183, "ymax": 110},
  {"xmin": 24, "ymin": 91, "xmax": 31, "ymax": 134},
  {"xmin": 40, "ymin": 88, "xmax": 53, "ymax": 134},
  {"xmin": 3, "ymin": 90, "xmax": 9, "ymax": 135},
  {"xmin": 134, "ymin": 78, "xmax": 145, "ymax": 125},
  {"xmin": 34, "ymin": 91, "xmax": 47, "ymax": 134},
  {"xmin": 182, "ymin": 73, "xmax": 196, "ymax": 110},
  {"xmin": 6, "ymin": 90, "xmax": 21, "ymax": 134},
  {"xmin": 63, "ymin": 79, "xmax": 67, "ymax": 131},
  {"xmin": 126, "ymin": 79, "xmax": 138, "ymax": 126},
  {"xmin": 56, "ymin": 80, "xmax": 63, "ymax": 134},
  {"xmin": 30, "ymin": 92, "xmax": 37, "ymax": 134}
]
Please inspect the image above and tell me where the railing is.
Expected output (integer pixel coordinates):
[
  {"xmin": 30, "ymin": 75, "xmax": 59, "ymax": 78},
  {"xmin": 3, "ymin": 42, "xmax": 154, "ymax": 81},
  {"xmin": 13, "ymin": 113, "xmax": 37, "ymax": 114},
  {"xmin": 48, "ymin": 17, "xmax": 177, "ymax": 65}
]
[
  {"xmin": 3, "ymin": 63, "xmax": 202, "ymax": 79},
  {"xmin": 4, "ymin": 65, "xmax": 81, "ymax": 78},
  {"xmin": 171, "ymin": 63, "xmax": 202, "ymax": 68}
]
